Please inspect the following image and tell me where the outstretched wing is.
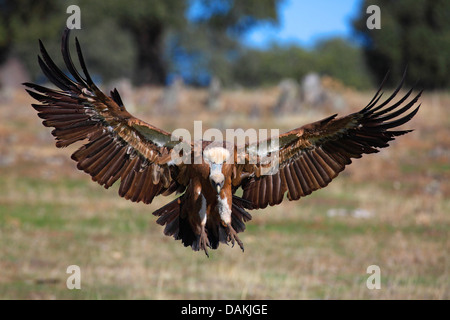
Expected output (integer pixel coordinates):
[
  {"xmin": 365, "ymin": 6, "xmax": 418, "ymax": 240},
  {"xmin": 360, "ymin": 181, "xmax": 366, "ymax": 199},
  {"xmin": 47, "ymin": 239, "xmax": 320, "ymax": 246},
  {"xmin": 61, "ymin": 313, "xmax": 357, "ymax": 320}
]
[
  {"xmin": 24, "ymin": 28, "xmax": 189, "ymax": 204},
  {"xmin": 236, "ymin": 74, "xmax": 421, "ymax": 209}
]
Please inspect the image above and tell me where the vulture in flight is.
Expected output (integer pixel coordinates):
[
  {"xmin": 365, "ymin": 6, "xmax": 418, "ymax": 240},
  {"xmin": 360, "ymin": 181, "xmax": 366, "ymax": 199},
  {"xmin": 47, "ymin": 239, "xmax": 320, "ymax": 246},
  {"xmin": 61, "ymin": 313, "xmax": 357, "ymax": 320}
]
[{"xmin": 24, "ymin": 29, "xmax": 421, "ymax": 256}]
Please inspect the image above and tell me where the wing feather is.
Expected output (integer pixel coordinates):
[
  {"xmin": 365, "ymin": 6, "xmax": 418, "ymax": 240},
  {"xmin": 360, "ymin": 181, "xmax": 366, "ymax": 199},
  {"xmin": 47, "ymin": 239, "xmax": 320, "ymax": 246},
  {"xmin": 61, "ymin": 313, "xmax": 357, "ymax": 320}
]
[
  {"xmin": 237, "ymin": 73, "xmax": 421, "ymax": 209},
  {"xmin": 24, "ymin": 28, "xmax": 188, "ymax": 204}
]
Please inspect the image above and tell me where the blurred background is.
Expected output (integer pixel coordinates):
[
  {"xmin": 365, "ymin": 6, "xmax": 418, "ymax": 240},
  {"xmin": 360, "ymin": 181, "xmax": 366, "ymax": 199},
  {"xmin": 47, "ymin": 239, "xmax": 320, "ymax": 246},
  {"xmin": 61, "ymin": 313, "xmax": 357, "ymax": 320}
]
[
  {"xmin": 2, "ymin": 0, "xmax": 450, "ymax": 90},
  {"xmin": 0, "ymin": 0, "xmax": 448, "ymax": 299}
]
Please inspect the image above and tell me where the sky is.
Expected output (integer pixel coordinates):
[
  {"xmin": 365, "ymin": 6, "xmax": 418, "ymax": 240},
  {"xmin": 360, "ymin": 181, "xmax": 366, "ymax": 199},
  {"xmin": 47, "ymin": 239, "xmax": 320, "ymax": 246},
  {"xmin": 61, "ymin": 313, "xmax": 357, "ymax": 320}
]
[{"xmin": 243, "ymin": 0, "xmax": 363, "ymax": 49}]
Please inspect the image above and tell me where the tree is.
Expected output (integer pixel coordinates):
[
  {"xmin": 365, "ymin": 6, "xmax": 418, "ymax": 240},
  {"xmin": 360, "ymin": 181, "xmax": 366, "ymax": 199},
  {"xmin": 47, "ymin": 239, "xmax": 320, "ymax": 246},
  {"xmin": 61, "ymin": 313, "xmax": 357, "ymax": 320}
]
[
  {"xmin": 0, "ymin": 1, "xmax": 137, "ymax": 82},
  {"xmin": 168, "ymin": 0, "xmax": 282, "ymax": 86},
  {"xmin": 80, "ymin": 0, "xmax": 281, "ymax": 86},
  {"xmin": 2, "ymin": 0, "xmax": 282, "ymax": 86},
  {"xmin": 230, "ymin": 39, "xmax": 373, "ymax": 90},
  {"xmin": 353, "ymin": 0, "xmax": 450, "ymax": 89},
  {"xmin": 314, "ymin": 38, "xmax": 373, "ymax": 90},
  {"xmin": 0, "ymin": 0, "xmax": 62, "ymax": 64},
  {"xmin": 78, "ymin": 0, "xmax": 188, "ymax": 86},
  {"xmin": 231, "ymin": 45, "xmax": 315, "ymax": 87}
]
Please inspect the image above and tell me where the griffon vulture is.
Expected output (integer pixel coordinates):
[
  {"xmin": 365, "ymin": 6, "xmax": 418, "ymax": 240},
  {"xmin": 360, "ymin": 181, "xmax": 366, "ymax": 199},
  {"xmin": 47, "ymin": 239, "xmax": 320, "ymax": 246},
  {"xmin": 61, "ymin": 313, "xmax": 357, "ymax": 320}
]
[{"xmin": 24, "ymin": 29, "xmax": 421, "ymax": 256}]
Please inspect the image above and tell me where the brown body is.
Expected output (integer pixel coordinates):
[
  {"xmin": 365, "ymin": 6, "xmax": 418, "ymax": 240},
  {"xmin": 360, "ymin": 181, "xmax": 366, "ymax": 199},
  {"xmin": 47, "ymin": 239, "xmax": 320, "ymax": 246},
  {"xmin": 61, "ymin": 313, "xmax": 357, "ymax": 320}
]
[
  {"xmin": 24, "ymin": 29, "xmax": 421, "ymax": 256},
  {"xmin": 154, "ymin": 144, "xmax": 249, "ymax": 255}
]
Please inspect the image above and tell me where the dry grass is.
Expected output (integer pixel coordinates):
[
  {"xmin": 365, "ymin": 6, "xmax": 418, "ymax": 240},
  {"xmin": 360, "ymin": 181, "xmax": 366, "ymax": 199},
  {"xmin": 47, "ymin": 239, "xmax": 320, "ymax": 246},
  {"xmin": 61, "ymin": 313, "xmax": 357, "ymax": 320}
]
[{"xmin": 0, "ymin": 84, "xmax": 448, "ymax": 299}]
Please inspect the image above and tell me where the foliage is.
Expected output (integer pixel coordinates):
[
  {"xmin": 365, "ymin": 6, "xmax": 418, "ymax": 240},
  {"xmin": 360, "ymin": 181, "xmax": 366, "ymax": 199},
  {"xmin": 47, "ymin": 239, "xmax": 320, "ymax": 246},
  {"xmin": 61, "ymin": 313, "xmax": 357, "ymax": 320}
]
[
  {"xmin": 0, "ymin": 0, "xmax": 63, "ymax": 62},
  {"xmin": 168, "ymin": 0, "xmax": 280, "ymax": 86},
  {"xmin": 5, "ymin": 0, "xmax": 446, "ymax": 90},
  {"xmin": 79, "ymin": 0, "xmax": 188, "ymax": 85},
  {"xmin": 232, "ymin": 39, "xmax": 373, "ymax": 90},
  {"xmin": 353, "ymin": 0, "xmax": 450, "ymax": 89},
  {"xmin": 314, "ymin": 38, "xmax": 373, "ymax": 90},
  {"xmin": 1, "ymin": 0, "xmax": 281, "ymax": 86}
]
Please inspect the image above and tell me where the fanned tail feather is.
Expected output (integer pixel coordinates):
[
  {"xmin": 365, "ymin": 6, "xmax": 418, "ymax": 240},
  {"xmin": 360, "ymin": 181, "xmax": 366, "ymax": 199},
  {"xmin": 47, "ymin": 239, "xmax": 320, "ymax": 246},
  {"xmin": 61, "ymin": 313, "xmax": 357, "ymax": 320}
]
[{"xmin": 152, "ymin": 194, "xmax": 253, "ymax": 256}]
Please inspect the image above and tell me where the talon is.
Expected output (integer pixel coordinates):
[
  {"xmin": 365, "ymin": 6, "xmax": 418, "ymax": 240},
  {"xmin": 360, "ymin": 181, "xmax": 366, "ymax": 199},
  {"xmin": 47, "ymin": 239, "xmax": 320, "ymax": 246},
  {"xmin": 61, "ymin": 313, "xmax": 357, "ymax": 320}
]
[
  {"xmin": 223, "ymin": 224, "xmax": 244, "ymax": 251},
  {"xmin": 199, "ymin": 228, "xmax": 210, "ymax": 257}
]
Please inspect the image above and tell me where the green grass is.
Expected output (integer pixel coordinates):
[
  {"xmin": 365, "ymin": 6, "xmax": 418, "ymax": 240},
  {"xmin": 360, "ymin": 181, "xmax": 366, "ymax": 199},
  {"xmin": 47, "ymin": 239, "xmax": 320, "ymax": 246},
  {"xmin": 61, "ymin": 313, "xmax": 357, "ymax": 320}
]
[
  {"xmin": 1, "ymin": 162, "xmax": 448, "ymax": 300},
  {"xmin": 0, "ymin": 89, "xmax": 448, "ymax": 299}
]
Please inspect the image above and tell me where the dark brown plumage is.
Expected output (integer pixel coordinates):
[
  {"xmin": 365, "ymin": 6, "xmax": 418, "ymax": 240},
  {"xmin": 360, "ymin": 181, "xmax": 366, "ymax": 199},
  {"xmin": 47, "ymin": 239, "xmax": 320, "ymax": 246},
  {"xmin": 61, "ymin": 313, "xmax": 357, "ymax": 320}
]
[{"xmin": 24, "ymin": 29, "xmax": 421, "ymax": 256}]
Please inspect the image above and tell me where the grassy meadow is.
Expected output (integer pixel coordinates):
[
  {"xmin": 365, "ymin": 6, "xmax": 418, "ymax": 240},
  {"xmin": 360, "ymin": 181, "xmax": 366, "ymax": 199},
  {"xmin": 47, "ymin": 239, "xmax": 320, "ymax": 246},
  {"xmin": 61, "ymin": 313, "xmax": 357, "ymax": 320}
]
[{"xmin": 0, "ymin": 83, "xmax": 448, "ymax": 299}]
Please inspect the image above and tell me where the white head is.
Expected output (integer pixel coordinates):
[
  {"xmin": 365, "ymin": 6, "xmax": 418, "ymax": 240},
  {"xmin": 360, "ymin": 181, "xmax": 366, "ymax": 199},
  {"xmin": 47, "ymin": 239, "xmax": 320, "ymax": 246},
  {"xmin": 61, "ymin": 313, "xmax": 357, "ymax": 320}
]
[{"xmin": 203, "ymin": 147, "xmax": 230, "ymax": 194}]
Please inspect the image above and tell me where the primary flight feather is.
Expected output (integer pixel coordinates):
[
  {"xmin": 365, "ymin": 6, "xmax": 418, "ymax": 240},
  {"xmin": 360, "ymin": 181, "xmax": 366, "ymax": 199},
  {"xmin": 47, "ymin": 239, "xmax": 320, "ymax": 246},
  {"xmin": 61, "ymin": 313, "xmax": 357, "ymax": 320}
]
[{"xmin": 24, "ymin": 29, "xmax": 421, "ymax": 256}]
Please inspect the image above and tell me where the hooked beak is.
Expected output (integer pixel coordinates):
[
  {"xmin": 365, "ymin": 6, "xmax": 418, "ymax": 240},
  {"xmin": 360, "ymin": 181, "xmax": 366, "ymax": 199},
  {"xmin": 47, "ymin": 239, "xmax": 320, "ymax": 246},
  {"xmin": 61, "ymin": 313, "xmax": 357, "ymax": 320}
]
[
  {"xmin": 210, "ymin": 166, "xmax": 225, "ymax": 195},
  {"xmin": 210, "ymin": 174, "xmax": 224, "ymax": 194}
]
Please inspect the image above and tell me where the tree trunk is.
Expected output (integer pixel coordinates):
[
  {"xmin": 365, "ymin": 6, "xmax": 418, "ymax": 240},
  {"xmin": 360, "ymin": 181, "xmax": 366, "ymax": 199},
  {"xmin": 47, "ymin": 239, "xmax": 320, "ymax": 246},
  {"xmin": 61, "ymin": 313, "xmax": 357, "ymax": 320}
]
[{"xmin": 133, "ymin": 21, "xmax": 167, "ymax": 86}]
